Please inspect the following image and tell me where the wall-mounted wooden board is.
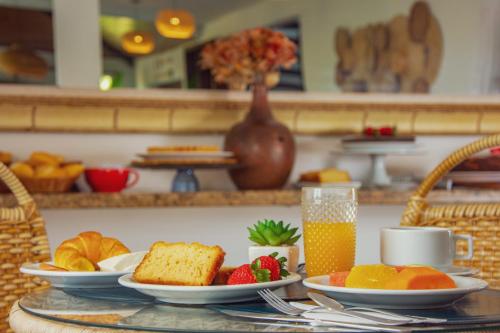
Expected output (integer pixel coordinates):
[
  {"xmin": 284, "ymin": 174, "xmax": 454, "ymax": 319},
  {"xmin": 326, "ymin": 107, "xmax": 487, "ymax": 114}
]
[{"xmin": 0, "ymin": 85, "xmax": 498, "ymax": 135}]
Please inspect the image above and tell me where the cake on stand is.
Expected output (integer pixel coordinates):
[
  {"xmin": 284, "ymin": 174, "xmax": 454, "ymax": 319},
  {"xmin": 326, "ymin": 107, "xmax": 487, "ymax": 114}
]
[{"xmin": 335, "ymin": 135, "xmax": 423, "ymax": 188}]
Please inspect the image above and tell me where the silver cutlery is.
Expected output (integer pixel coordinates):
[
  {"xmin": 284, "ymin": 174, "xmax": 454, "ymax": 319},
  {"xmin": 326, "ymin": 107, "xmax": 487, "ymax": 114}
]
[
  {"xmin": 218, "ymin": 308, "xmax": 412, "ymax": 333},
  {"xmin": 307, "ymin": 292, "xmax": 411, "ymax": 325},
  {"xmin": 307, "ymin": 292, "xmax": 446, "ymax": 324},
  {"xmin": 258, "ymin": 289, "xmax": 409, "ymax": 326}
]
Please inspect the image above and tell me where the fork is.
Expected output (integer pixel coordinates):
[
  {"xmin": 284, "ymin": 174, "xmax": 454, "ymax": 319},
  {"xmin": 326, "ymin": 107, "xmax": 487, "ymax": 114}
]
[{"xmin": 257, "ymin": 289, "xmax": 410, "ymax": 326}]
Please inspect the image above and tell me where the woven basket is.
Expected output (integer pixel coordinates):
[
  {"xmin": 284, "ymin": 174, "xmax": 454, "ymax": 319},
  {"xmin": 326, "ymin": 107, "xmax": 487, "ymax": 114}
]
[
  {"xmin": 0, "ymin": 162, "xmax": 51, "ymax": 333},
  {"xmin": 18, "ymin": 176, "xmax": 78, "ymax": 193},
  {"xmin": 401, "ymin": 134, "xmax": 500, "ymax": 289}
]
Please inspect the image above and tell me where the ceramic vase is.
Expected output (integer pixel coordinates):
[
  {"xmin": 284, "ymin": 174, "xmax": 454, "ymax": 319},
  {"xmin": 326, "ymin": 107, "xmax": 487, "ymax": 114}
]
[{"xmin": 224, "ymin": 81, "xmax": 295, "ymax": 189}]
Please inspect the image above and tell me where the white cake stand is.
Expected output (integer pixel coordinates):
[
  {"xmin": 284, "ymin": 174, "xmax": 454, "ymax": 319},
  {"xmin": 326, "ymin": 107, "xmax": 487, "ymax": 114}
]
[{"xmin": 332, "ymin": 143, "xmax": 424, "ymax": 188}]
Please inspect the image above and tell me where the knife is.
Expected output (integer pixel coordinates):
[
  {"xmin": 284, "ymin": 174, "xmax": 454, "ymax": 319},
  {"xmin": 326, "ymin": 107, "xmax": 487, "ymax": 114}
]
[{"xmin": 216, "ymin": 308, "xmax": 412, "ymax": 332}]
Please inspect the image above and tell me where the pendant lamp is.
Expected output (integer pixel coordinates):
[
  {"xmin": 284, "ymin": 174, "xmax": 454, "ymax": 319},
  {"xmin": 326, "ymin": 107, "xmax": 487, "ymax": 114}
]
[
  {"xmin": 121, "ymin": 0, "xmax": 155, "ymax": 55},
  {"xmin": 156, "ymin": 9, "xmax": 195, "ymax": 39},
  {"xmin": 121, "ymin": 31, "xmax": 155, "ymax": 55}
]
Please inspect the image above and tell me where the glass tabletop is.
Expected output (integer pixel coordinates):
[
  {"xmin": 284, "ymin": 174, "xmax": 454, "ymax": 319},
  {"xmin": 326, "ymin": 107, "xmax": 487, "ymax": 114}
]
[{"xmin": 19, "ymin": 285, "xmax": 500, "ymax": 333}]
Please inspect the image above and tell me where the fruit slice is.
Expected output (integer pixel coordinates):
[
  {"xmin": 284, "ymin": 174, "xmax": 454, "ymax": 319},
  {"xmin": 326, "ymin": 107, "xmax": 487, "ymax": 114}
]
[
  {"xmin": 385, "ymin": 266, "xmax": 457, "ymax": 290},
  {"xmin": 39, "ymin": 263, "xmax": 67, "ymax": 271},
  {"xmin": 329, "ymin": 271, "xmax": 350, "ymax": 287},
  {"xmin": 345, "ymin": 264, "xmax": 398, "ymax": 289}
]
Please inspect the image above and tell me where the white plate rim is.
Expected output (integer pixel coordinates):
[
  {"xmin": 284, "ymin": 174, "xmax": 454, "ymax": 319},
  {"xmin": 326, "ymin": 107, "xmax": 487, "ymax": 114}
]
[
  {"xmin": 137, "ymin": 151, "xmax": 234, "ymax": 158},
  {"xmin": 119, "ymin": 272, "xmax": 301, "ymax": 291},
  {"xmin": 440, "ymin": 266, "xmax": 480, "ymax": 276},
  {"xmin": 20, "ymin": 262, "xmax": 128, "ymax": 277},
  {"xmin": 303, "ymin": 275, "xmax": 488, "ymax": 296}
]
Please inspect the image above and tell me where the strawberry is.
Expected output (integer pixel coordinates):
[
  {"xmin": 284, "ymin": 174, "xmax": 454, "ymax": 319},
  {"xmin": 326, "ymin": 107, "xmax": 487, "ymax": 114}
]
[
  {"xmin": 227, "ymin": 263, "xmax": 271, "ymax": 285},
  {"xmin": 252, "ymin": 252, "xmax": 290, "ymax": 281}
]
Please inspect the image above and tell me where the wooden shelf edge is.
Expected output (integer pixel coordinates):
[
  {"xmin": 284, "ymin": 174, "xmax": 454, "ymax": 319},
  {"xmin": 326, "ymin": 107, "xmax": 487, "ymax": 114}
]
[{"xmin": 0, "ymin": 189, "xmax": 497, "ymax": 210}]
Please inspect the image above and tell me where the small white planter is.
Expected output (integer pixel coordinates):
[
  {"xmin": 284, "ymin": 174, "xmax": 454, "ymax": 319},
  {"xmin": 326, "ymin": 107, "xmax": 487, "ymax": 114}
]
[{"xmin": 248, "ymin": 245, "xmax": 299, "ymax": 273}]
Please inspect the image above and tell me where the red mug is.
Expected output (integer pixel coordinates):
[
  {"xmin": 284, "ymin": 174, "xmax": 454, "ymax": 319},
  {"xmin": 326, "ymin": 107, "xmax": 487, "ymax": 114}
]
[{"xmin": 85, "ymin": 167, "xmax": 140, "ymax": 193}]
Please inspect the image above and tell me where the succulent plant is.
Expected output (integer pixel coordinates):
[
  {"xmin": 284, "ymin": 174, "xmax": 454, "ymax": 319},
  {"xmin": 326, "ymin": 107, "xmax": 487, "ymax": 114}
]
[{"xmin": 248, "ymin": 219, "xmax": 301, "ymax": 246}]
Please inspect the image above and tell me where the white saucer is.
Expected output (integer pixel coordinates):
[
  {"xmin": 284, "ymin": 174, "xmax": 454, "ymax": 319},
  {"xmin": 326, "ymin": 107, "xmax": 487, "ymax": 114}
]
[
  {"xmin": 438, "ymin": 266, "xmax": 480, "ymax": 277},
  {"xmin": 119, "ymin": 273, "xmax": 302, "ymax": 304},
  {"xmin": 303, "ymin": 275, "xmax": 487, "ymax": 309},
  {"xmin": 20, "ymin": 262, "xmax": 129, "ymax": 289}
]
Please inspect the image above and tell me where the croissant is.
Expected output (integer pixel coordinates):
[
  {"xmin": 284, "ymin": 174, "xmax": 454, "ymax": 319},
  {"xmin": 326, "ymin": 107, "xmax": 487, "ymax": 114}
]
[{"xmin": 54, "ymin": 231, "xmax": 130, "ymax": 271}]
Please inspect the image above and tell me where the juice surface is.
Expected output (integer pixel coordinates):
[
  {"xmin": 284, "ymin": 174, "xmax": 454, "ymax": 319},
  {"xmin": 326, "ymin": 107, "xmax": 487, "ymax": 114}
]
[{"xmin": 303, "ymin": 221, "xmax": 356, "ymax": 277}]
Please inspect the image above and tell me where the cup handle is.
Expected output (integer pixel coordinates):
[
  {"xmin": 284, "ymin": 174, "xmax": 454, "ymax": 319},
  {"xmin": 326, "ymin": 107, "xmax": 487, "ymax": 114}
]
[
  {"xmin": 453, "ymin": 234, "xmax": 474, "ymax": 260},
  {"xmin": 126, "ymin": 169, "xmax": 140, "ymax": 189}
]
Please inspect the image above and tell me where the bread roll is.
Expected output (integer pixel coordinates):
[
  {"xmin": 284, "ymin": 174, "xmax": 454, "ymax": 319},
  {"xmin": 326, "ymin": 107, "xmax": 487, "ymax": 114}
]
[
  {"xmin": 10, "ymin": 162, "xmax": 35, "ymax": 178},
  {"xmin": 55, "ymin": 231, "xmax": 130, "ymax": 271},
  {"xmin": 64, "ymin": 164, "xmax": 85, "ymax": 178},
  {"xmin": 28, "ymin": 151, "xmax": 64, "ymax": 166}
]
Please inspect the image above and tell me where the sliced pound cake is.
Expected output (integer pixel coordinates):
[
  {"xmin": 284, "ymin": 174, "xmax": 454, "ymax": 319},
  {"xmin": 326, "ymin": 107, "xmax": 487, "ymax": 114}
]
[{"xmin": 133, "ymin": 242, "xmax": 225, "ymax": 286}]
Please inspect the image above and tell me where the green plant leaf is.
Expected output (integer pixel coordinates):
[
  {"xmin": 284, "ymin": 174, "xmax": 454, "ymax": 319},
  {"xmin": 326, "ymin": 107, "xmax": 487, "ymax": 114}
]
[
  {"xmin": 249, "ymin": 236, "xmax": 267, "ymax": 246},
  {"xmin": 256, "ymin": 221, "xmax": 268, "ymax": 234},
  {"xmin": 278, "ymin": 228, "xmax": 295, "ymax": 243},
  {"xmin": 286, "ymin": 234, "xmax": 301, "ymax": 245},
  {"xmin": 261, "ymin": 228, "xmax": 281, "ymax": 246},
  {"xmin": 248, "ymin": 228, "xmax": 267, "ymax": 244},
  {"xmin": 277, "ymin": 221, "xmax": 284, "ymax": 234}
]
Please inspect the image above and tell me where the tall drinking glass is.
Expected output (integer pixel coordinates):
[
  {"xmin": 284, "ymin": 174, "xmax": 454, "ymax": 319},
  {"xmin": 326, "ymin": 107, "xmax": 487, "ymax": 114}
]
[{"xmin": 301, "ymin": 187, "xmax": 358, "ymax": 277}]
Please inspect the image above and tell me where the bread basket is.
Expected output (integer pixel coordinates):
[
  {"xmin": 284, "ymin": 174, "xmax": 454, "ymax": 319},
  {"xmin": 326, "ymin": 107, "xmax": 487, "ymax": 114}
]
[
  {"xmin": 0, "ymin": 162, "xmax": 50, "ymax": 332},
  {"xmin": 401, "ymin": 134, "xmax": 500, "ymax": 289},
  {"xmin": 17, "ymin": 176, "xmax": 78, "ymax": 193}
]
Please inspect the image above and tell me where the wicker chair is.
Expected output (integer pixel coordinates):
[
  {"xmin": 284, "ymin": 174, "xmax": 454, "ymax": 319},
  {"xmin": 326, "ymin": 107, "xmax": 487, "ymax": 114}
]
[
  {"xmin": 401, "ymin": 134, "xmax": 500, "ymax": 289},
  {"xmin": 0, "ymin": 162, "xmax": 50, "ymax": 333}
]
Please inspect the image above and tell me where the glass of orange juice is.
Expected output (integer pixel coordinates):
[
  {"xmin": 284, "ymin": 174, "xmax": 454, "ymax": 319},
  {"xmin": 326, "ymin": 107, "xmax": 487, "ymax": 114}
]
[{"xmin": 302, "ymin": 187, "xmax": 358, "ymax": 277}]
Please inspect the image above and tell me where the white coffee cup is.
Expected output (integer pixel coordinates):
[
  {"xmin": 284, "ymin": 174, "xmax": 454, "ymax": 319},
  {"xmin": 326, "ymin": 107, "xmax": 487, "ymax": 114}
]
[{"xmin": 380, "ymin": 227, "xmax": 473, "ymax": 268}]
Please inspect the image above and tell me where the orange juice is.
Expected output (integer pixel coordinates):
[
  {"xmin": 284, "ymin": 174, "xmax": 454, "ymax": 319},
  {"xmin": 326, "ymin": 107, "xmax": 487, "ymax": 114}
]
[{"xmin": 303, "ymin": 221, "xmax": 356, "ymax": 277}]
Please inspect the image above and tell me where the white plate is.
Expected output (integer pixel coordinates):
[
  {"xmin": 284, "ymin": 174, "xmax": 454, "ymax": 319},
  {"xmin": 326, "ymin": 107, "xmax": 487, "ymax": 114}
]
[
  {"xmin": 119, "ymin": 273, "xmax": 302, "ymax": 304},
  {"xmin": 137, "ymin": 151, "xmax": 234, "ymax": 160},
  {"xmin": 303, "ymin": 275, "xmax": 487, "ymax": 309},
  {"xmin": 439, "ymin": 266, "xmax": 480, "ymax": 277},
  {"xmin": 20, "ymin": 262, "xmax": 128, "ymax": 289}
]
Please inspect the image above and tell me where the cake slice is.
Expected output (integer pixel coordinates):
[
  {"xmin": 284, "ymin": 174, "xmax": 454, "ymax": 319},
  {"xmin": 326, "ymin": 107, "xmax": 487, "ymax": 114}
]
[{"xmin": 133, "ymin": 242, "xmax": 225, "ymax": 286}]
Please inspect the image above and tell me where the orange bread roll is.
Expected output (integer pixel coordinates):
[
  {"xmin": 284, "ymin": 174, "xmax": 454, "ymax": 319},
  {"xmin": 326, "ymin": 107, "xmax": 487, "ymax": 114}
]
[
  {"xmin": 55, "ymin": 231, "xmax": 130, "ymax": 271},
  {"xmin": 0, "ymin": 151, "xmax": 12, "ymax": 165},
  {"xmin": 28, "ymin": 151, "xmax": 64, "ymax": 166},
  {"xmin": 10, "ymin": 162, "xmax": 35, "ymax": 178},
  {"xmin": 64, "ymin": 163, "xmax": 85, "ymax": 178},
  {"xmin": 35, "ymin": 165, "xmax": 67, "ymax": 178},
  {"xmin": 384, "ymin": 266, "xmax": 457, "ymax": 290}
]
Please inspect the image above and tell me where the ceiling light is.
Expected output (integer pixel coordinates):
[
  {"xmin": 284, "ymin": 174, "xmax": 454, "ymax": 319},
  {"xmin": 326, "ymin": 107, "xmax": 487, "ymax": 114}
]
[
  {"xmin": 156, "ymin": 10, "xmax": 195, "ymax": 39},
  {"xmin": 121, "ymin": 31, "xmax": 155, "ymax": 55}
]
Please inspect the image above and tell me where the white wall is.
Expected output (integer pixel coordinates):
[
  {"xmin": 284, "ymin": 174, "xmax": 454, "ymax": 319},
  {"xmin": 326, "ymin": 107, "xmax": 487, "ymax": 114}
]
[
  {"xmin": 0, "ymin": 131, "xmax": 481, "ymax": 265},
  {"xmin": 41, "ymin": 205, "xmax": 404, "ymax": 266},
  {"xmin": 138, "ymin": 0, "xmax": 499, "ymax": 94}
]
